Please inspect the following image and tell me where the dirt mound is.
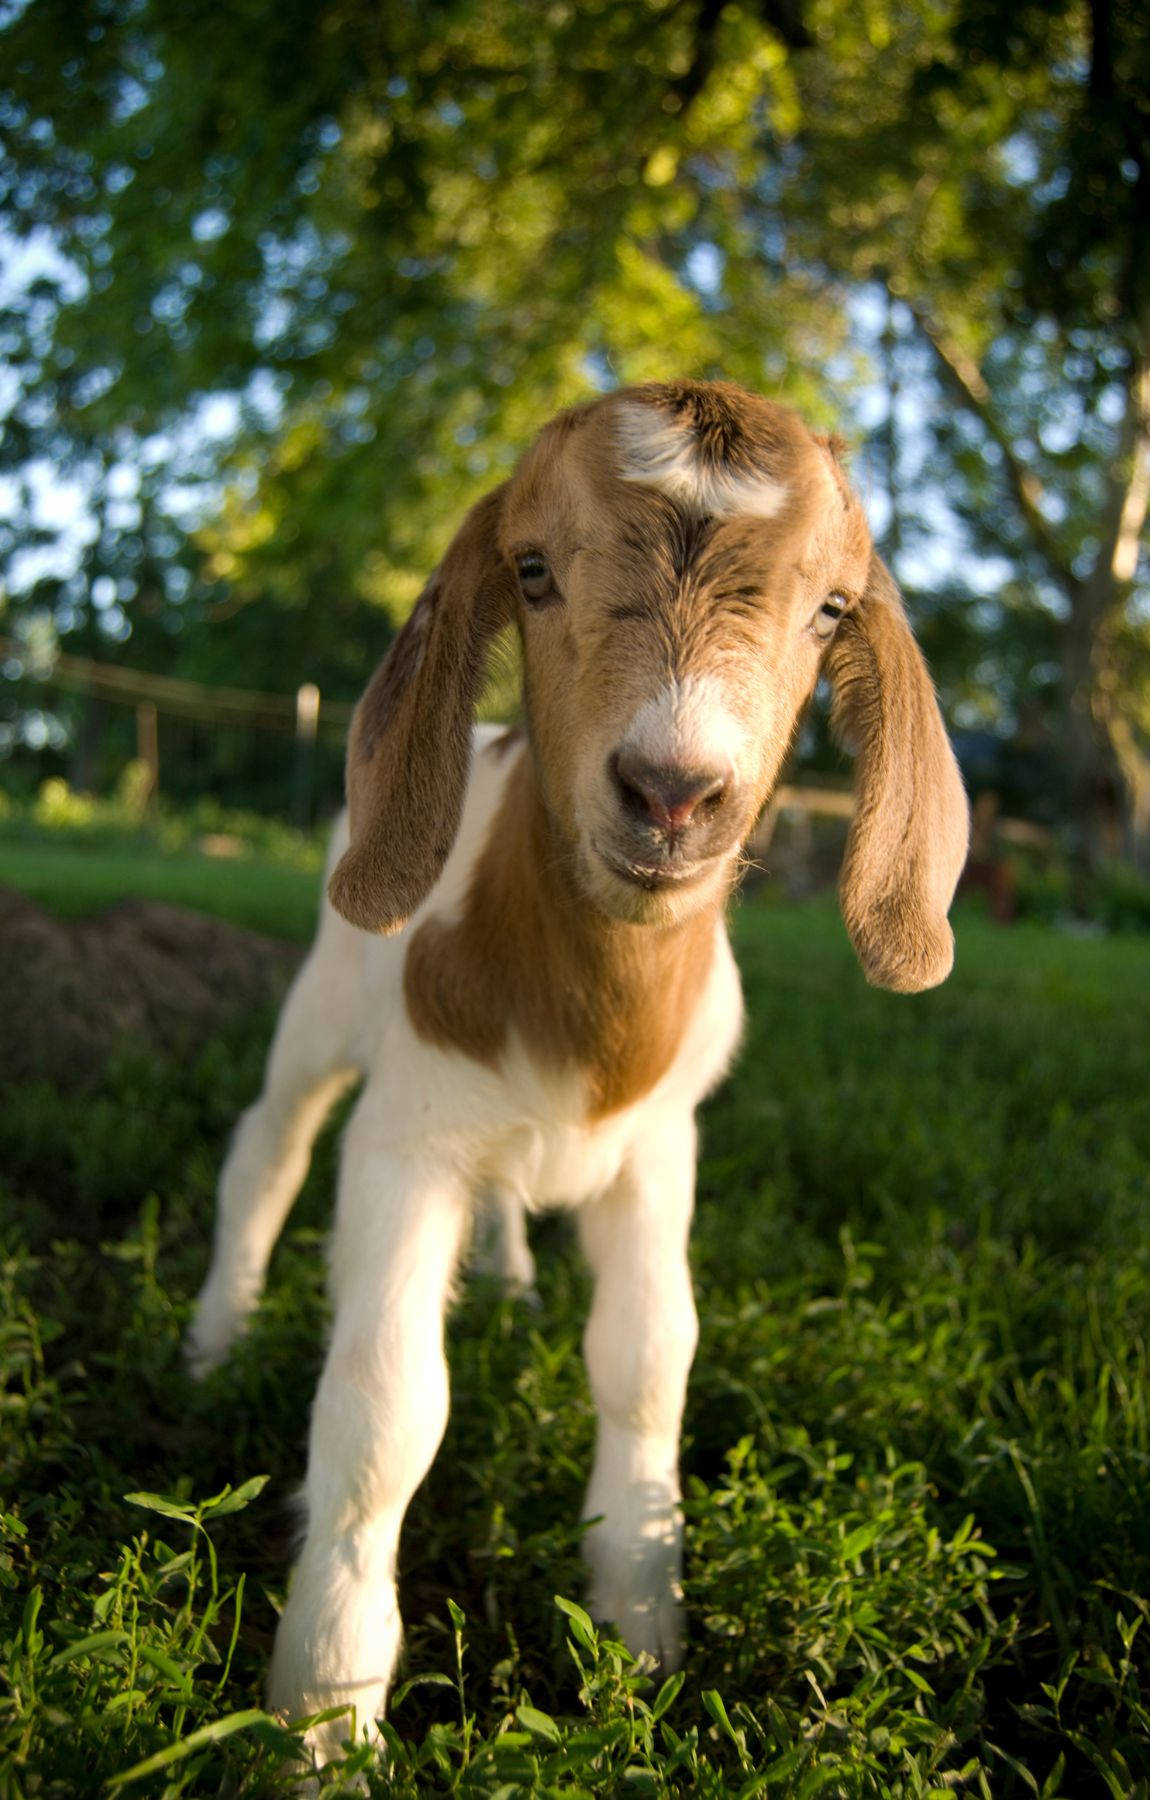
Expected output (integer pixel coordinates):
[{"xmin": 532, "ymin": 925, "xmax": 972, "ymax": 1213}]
[{"xmin": 0, "ymin": 887, "xmax": 300, "ymax": 1088}]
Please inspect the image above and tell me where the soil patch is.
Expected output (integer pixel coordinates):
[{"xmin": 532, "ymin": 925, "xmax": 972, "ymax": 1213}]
[{"xmin": 0, "ymin": 886, "xmax": 300, "ymax": 1088}]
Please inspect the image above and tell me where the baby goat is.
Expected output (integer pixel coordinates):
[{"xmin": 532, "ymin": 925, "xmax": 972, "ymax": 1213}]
[{"xmin": 188, "ymin": 380, "xmax": 969, "ymax": 1763}]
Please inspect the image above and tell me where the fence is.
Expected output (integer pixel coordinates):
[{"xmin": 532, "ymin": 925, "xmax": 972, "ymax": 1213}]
[
  {"xmin": 2, "ymin": 639, "xmax": 1053, "ymax": 878},
  {"xmin": 1, "ymin": 637, "xmax": 356, "ymax": 824}
]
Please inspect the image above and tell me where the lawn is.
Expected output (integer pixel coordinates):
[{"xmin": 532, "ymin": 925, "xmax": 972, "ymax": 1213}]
[
  {"xmin": 1, "ymin": 841, "xmax": 1149, "ymax": 1796},
  {"xmin": 0, "ymin": 833, "xmax": 324, "ymax": 942}
]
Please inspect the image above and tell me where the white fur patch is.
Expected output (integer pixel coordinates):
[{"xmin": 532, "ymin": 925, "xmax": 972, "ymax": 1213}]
[
  {"xmin": 622, "ymin": 675, "xmax": 752, "ymax": 783},
  {"xmin": 616, "ymin": 402, "xmax": 788, "ymax": 521}
]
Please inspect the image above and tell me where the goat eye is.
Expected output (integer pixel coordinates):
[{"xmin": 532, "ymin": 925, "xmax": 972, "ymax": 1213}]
[
  {"xmin": 516, "ymin": 551, "xmax": 555, "ymax": 605},
  {"xmin": 812, "ymin": 592, "xmax": 848, "ymax": 639}
]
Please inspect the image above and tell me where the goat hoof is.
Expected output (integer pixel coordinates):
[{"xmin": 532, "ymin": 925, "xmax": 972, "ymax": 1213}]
[
  {"xmin": 184, "ymin": 1334, "xmax": 224, "ymax": 1382},
  {"xmin": 588, "ymin": 1592, "xmax": 684, "ymax": 1674},
  {"xmin": 184, "ymin": 1308, "xmax": 241, "ymax": 1381}
]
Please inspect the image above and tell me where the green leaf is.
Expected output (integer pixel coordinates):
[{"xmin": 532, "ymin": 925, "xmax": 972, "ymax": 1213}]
[
  {"xmin": 840, "ymin": 1521, "xmax": 881, "ymax": 1561},
  {"xmin": 567, "ymin": 1724, "xmax": 628, "ymax": 1754},
  {"xmin": 21, "ymin": 1586, "xmax": 44, "ymax": 1652},
  {"xmin": 123, "ymin": 1491, "xmax": 198, "ymax": 1526},
  {"xmin": 554, "ymin": 1594, "xmax": 597, "ymax": 1651},
  {"xmin": 106, "ymin": 1709, "xmax": 275, "ymax": 1787},
  {"xmin": 735, "ymin": 1775, "xmax": 771, "ymax": 1799},
  {"xmin": 391, "ymin": 1670, "xmax": 457, "ymax": 1706},
  {"xmin": 134, "ymin": 1644, "xmax": 196, "ymax": 1690},
  {"xmin": 763, "ymin": 1746, "xmax": 810, "ymax": 1783},
  {"xmin": 1060, "ymin": 1732, "xmax": 1133, "ymax": 1800},
  {"xmin": 702, "ymin": 1689, "xmax": 734, "ymax": 1737},
  {"xmin": 199, "ymin": 1475, "xmax": 270, "ymax": 1518},
  {"xmin": 516, "ymin": 1704, "xmax": 562, "ymax": 1742},
  {"xmin": 1040, "ymin": 1754, "xmax": 1067, "ymax": 1798},
  {"xmin": 92, "ymin": 1586, "xmax": 118, "ymax": 1622},
  {"xmin": 702, "ymin": 1686, "xmax": 749, "ymax": 1769},
  {"xmin": 46, "ymin": 1630, "xmax": 131, "ymax": 1672},
  {"xmin": 652, "ymin": 1669, "xmax": 686, "ymax": 1719}
]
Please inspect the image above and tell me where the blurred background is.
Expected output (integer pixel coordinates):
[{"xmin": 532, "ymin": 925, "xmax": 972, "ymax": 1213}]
[
  {"xmin": 1, "ymin": 0, "xmax": 1148, "ymax": 920},
  {"xmin": 3, "ymin": 11, "xmax": 1150, "ymax": 1792}
]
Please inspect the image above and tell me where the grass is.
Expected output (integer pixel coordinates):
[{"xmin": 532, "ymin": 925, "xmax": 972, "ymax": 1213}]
[
  {"xmin": 0, "ymin": 835, "xmax": 324, "ymax": 940},
  {"xmin": 0, "ymin": 794, "xmax": 326, "ymax": 941},
  {"xmin": 2, "ymin": 836, "xmax": 1149, "ymax": 1796}
]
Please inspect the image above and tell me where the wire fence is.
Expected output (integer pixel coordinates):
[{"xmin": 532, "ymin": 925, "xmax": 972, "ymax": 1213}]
[
  {"xmin": 2, "ymin": 638, "xmax": 1055, "ymax": 904},
  {"xmin": 0, "ymin": 637, "xmax": 357, "ymax": 825}
]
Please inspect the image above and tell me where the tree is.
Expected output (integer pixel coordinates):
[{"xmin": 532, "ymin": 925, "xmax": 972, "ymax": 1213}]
[
  {"xmin": 0, "ymin": 0, "xmax": 833, "ymax": 626},
  {"xmin": 773, "ymin": 0, "xmax": 1150, "ymax": 865},
  {"xmin": 1, "ymin": 0, "xmax": 1147, "ymax": 862},
  {"xmin": 0, "ymin": 0, "xmax": 844, "ymax": 801}
]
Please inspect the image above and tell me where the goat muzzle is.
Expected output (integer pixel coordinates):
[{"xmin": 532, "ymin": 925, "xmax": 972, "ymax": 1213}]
[{"xmin": 610, "ymin": 751, "xmax": 732, "ymax": 837}]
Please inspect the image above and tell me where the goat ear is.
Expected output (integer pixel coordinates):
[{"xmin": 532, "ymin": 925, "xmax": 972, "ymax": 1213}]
[
  {"xmin": 328, "ymin": 485, "xmax": 514, "ymax": 935},
  {"xmin": 825, "ymin": 554, "xmax": 969, "ymax": 993}
]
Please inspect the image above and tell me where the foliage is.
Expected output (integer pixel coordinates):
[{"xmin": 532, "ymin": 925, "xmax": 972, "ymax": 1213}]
[
  {"xmin": 1, "ymin": 863, "xmax": 1149, "ymax": 1793},
  {"xmin": 0, "ymin": 0, "xmax": 830, "ymax": 669},
  {"xmin": 772, "ymin": 0, "xmax": 1150, "ymax": 853},
  {"xmin": 1094, "ymin": 858, "xmax": 1150, "ymax": 933},
  {"xmin": 3, "ymin": 765, "xmax": 323, "ymax": 862},
  {"xmin": 0, "ymin": 1472, "xmax": 314, "ymax": 1797},
  {"xmin": 3, "ymin": 2, "xmax": 1144, "ymax": 810},
  {"xmin": 1008, "ymin": 847, "xmax": 1150, "ymax": 933},
  {"xmin": 1, "ymin": 0, "xmax": 1147, "ymax": 850}
]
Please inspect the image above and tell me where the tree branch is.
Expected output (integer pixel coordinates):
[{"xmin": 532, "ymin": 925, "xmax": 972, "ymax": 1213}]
[
  {"xmin": 1095, "ymin": 352, "xmax": 1150, "ymax": 592},
  {"xmin": 906, "ymin": 300, "xmax": 1075, "ymax": 591}
]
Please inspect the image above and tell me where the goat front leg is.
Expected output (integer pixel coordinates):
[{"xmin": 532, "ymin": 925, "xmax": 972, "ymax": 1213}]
[
  {"xmin": 187, "ymin": 925, "xmax": 362, "ymax": 1377},
  {"xmin": 268, "ymin": 1098, "xmax": 469, "ymax": 1768},
  {"xmin": 578, "ymin": 1114, "xmax": 699, "ymax": 1669},
  {"xmin": 188, "ymin": 1067, "xmax": 359, "ymax": 1377}
]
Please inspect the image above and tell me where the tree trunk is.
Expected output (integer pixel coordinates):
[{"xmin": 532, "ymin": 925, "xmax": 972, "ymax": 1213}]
[
  {"xmin": 912, "ymin": 312, "xmax": 1150, "ymax": 884},
  {"xmin": 1061, "ymin": 593, "xmax": 1125, "ymax": 900},
  {"xmin": 1077, "ymin": 350, "xmax": 1150, "ymax": 875},
  {"xmin": 1106, "ymin": 709, "xmax": 1150, "ymax": 868}
]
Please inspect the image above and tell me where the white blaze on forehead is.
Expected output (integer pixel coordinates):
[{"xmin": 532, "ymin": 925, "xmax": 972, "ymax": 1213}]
[
  {"xmin": 615, "ymin": 401, "xmax": 788, "ymax": 522},
  {"xmin": 622, "ymin": 675, "xmax": 752, "ymax": 781}
]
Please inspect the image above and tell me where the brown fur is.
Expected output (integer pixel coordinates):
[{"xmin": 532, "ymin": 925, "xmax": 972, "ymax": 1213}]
[
  {"xmin": 329, "ymin": 380, "xmax": 969, "ymax": 1116},
  {"xmin": 328, "ymin": 487, "xmax": 515, "ymax": 934},
  {"xmin": 507, "ymin": 423, "xmax": 873, "ymax": 910},
  {"xmin": 827, "ymin": 556, "xmax": 969, "ymax": 990},
  {"xmin": 627, "ymin": 379, "xmax": 818, "ymax": 488},
  {"xmin": 404, "ymin": 752, "xmax": 718, "ymax": 1119}
]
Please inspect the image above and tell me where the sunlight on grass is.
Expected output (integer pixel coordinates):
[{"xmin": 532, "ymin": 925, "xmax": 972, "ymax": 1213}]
[
  {"xmin": 0, "ymin": 837, "xmax": 323, "ymax": 938},
  {"xmin": 1, "ymin": 875, "xmax": 1148, "ymax": 1795}
]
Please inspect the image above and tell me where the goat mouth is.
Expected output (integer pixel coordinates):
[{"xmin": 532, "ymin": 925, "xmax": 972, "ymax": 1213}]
[{"xmin": 592, "ymin": 841, "xmax": 709, "ymax": 892}]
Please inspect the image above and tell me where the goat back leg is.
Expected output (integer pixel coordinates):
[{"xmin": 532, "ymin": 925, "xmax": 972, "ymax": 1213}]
[
  {"xmin": 267, "ymin": 1096, "xmax": 469, "ymax": 1769},
  {"xmin": 472, "ymin": 1187, "xmax": 537, "ymax": 1298},
  {"xmin": 186, "ymin": 919, "xmax": 362, "ymax": 1377},
  {"xmin": 578, "ymin": 1114, "xmax": 699, "ymax": 1669}
]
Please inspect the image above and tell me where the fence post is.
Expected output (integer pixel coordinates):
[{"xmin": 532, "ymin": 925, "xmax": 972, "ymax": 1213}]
[
  {"xmin": 293, "ymin": 682, "xmax": 320, "ymax": 827},
  {"xmin": 136, "ymin": 701, "xmax": 159, "ymax": 807}
]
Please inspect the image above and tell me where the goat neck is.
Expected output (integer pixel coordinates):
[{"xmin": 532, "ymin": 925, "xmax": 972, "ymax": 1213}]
[{"xmin": 403, "ymin": 744, "xmax": 724, "ymax": 1121}]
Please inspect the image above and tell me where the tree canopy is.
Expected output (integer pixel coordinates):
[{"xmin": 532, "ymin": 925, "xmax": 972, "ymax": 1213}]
[{"xmin": 1, "ymin": 0, "xmax": 1147, "ymax": 853}]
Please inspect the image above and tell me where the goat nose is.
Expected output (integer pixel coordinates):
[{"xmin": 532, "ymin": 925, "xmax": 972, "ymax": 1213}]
[{"xmin": 610, "ymin": 750, "xmax": 731, "ymax": 834}]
